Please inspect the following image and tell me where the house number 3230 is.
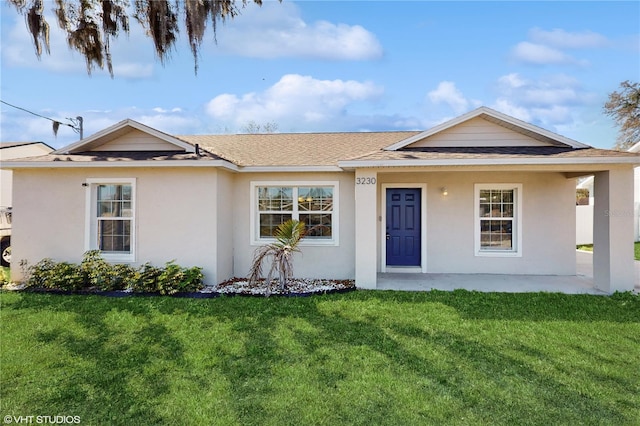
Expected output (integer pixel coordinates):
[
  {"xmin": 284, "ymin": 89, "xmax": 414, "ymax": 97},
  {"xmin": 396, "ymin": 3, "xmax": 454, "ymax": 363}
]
[{"xmin": 356, "ymin": 177, "xmax": 376, "ymax": 185}]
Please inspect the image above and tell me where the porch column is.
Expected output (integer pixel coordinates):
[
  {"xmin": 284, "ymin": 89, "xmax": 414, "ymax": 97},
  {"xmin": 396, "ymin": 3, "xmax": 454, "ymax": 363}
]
[
  {"xmin": 593, "ymin": 168, "xmax": 635, "ymax": 293},
  {"xmin": 354, "ymin": 170, "xmax": 378, "ymax": 289}
]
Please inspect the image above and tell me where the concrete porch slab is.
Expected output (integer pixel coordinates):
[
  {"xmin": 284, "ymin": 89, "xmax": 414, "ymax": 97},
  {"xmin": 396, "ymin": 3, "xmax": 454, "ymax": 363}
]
[{"xmin": 376, "ymin": 250, "xmax": 640, "ymax": 294}]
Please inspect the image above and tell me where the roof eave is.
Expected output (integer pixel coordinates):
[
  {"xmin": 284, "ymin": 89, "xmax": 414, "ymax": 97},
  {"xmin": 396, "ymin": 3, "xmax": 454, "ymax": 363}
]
[
  {"xmin": 238, "ymin": 165, "xmax": 343, "ymax": 172},
  {"xmin": 338, "ymin": 156, "xmax": 640, "ymax": 168},
  {"xmin": 0, "ymin": 159, "xmax": 239, "ymax": 171}
]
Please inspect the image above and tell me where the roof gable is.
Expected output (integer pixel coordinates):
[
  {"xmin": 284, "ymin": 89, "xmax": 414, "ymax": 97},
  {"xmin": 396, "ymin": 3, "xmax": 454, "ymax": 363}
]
[
  {"xmin": 0, "ymin": 142, "xmax": 53, "ymax": 161},
  {"xmin": 385, "ymin": 107, "xmax": 589, "ymax": 151},
  {"xmin": 54, "ymin": 119, "xmax": 195, "ymax": 154}
]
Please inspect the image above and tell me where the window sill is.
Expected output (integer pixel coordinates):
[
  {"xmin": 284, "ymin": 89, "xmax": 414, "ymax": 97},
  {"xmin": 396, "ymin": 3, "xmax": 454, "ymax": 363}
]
[
  {"xmin": 251, "ymin": 239, "xmax": 338, "ymax": 247},
  {"xmin": 475, "ymin": 250, "xmax": 521, "ymax": 258},
  {"xmin": 101, "ymin": 253, "xmax": 136, "ymax": 263}
]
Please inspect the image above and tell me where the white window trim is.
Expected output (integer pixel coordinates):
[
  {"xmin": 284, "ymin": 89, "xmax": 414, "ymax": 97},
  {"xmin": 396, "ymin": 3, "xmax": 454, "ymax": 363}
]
[
  {"xmin": 84, "ymin": 178, "xmax": 136, "ymax": 262},
  {"xmin": 474, "ymin": 183, "xmax": 522, "ymax": 257},
  {"xmin": 250, "ymin": 181, "xmax": 339, "ymax": 246}
]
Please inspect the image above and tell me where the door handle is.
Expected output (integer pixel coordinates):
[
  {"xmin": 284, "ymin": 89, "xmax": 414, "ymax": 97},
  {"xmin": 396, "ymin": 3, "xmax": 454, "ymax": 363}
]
[{"xmin": 386, "ymin": 233, "xmax": 390, "ymax": 240}]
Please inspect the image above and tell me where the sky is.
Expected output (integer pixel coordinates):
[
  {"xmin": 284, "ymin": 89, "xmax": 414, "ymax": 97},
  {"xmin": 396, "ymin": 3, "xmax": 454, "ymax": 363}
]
[{"xmin": 1, "ymin": 0, "xmax": 638, "ymax": 150}]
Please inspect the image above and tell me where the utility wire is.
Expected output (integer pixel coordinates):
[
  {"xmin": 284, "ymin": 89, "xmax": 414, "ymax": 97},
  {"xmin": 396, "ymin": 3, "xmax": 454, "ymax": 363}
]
[{"xmin": 1, "ymin": 99, "xmax": 80, "ymax": 133}]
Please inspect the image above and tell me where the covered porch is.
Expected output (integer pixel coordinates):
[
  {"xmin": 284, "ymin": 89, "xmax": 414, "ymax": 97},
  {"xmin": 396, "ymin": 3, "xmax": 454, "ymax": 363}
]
[
  {"xmin": 377, "ymin": 251, "xmax": 640, "ymax": 294},
  {"xmin": 352, "ymin": 166, "xmax": 637, "ymax": 294}
]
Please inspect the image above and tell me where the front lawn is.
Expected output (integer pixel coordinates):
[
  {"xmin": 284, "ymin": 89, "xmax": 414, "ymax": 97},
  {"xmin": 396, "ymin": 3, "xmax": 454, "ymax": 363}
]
[{"xmin": 1, "ymin": 290, "xmax": 639, "ymax": 425}]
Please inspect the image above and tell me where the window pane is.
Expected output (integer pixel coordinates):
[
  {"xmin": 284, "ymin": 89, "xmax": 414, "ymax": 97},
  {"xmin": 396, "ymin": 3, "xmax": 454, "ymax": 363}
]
[
  {"xmin": 298, "ymin": 187, "xmax": 333, "ymax": 212},
  {"xmin": 98, "ymin": 201, "xmax": 113, "ymax": 217},
  {"xmin": 97, "ymin": 184, "xmax": 132, "ymax": 218},
  {"xmin": 501, "ymin": 190, "xmax": 513, "ymax": 203},
  {"xmin": 259, "ymin": 213, "xmax": 292, "ymax": 237},
  {"xmin": 300, "ymin": 213, "xmax": 332, "ymax": 238},
  {"xmin": 258, "ymin": 187, "xmax": 293, "ymax": 211},
  {"xmin": 97, "ymin": 185, "xmax": 116, "ymax": 201},
  {"xmin": 480, "ymin": 219, "xmax": 512, "ymax": 250},
  {"xmin": 489, "ymin": 204, "xmax": 502, "ymax": 218},
  {"xmin": 122, "ymin": 185, "xmax": 132, "ymax": 200},
  {"xmin": 121, "ymin": 202, "xmax": 133, "ymax": 217},
  {"xmin": 98, "ymin": 220, "xmax": 131, "ymax": 253}
]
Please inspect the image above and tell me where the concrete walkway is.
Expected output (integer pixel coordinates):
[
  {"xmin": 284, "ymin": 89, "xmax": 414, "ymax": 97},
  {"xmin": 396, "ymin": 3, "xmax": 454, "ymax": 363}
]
[{"xmin": 377, "ymin": 251, "xmax": 640, "ymax": 294}]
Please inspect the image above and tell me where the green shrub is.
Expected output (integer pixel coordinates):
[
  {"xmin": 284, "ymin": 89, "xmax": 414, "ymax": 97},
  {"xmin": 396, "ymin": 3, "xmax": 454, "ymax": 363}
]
[
  {"xmin": 131, "ymin": 262, "xmax": 163, "ymax": 293},
  {"xmin": 81, "ymin": 250, "xmax": 115, "ymax": 290},
  {"xmin": 156, "ymin": 261, "xmax": 204, "ymax": 295},
  {"xmin": 23, "ymin": 253, "xmax": 204, "ymax": 295},
  {"xmin": 26, "ymin": 259, "xmax": 84, "ymax": 291},
  {"xmin": 111, "ymin": 263, "xmax": 139, "ymax": 291},
  {"xmin": 0, "ymin": 268, "xmax": 8, "ymax": 286},
  {"xmin": 25, "ymin": 258, "xmax": 57, "ymax": 289},
  {"xmin": 80, "ymin": 250, "xmax": 136, "ymax": 291}
]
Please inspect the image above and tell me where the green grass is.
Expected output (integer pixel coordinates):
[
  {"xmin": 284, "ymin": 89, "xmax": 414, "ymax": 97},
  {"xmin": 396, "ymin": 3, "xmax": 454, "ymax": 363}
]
[
  {"xmin": 577, "ymin": 242, "xmax": 640, "ymax": 260},
  {"xmin": 0, "ymin": 267, "xmax": 9, "ymax": 283},
  {"xmin": 1, "ymin": 290, "xmax": 639, "ymax": 425}
]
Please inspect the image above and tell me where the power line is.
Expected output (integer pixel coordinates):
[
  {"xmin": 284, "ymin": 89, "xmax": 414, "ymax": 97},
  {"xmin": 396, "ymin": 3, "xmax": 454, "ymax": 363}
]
[{"xmin": 0, "ymin": 99, "xmax": 81, "ymax": 135}]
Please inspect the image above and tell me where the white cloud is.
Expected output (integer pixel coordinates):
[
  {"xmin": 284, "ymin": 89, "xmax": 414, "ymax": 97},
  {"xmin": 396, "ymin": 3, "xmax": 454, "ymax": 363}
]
[
  {"xmin": 497, "ymin": 73, "xmax": 527, "ymax": 91},
  {"xmin": 205, "ymin": 74, "xmax": 384, "ymax": 130},
  {"xmin": 511, "ymin": 27, "xmax": 610, "ymax": 66},
  {"xmin": 491, "ymin": 73, "xmax": 597, "ymax": 128},
  {"xmin": 511, "ymin": 42, "xmax": 586, "ymax": 66},
  {"xmin": 490, "ymin": 99, "xmax": 532, "ymax": 122},
  {"xmin": 529, "ymin": 27, "xmax": 609, "ymax": 49},
  {"xmin": 213, "ymin": 2, "xmax": 383, "ymax": 60},
  {"xmin": 427, "ymin": 81, "xmax": 470, "ymax": 114}
]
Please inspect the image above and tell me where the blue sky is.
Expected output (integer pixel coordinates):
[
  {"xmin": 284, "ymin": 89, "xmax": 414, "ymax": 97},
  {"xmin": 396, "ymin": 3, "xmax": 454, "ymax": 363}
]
[{"xmin": 1, "ymin": 1, "xmax": 638, "ymax": 149}]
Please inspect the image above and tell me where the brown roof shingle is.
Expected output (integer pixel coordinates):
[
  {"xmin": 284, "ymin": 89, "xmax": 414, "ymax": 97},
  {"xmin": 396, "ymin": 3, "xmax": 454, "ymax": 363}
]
[{"xmin": 179, "ymin": 132, "xmax": 421, "ymax": 167}]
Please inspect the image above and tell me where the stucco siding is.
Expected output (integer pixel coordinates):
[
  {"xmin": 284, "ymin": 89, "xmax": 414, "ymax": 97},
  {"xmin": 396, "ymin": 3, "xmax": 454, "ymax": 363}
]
[
  {"xmin": 11, "ymin": 169, "xmax": 92, "ymax": 279},
  {"xmin": 215, "ymin": 170, "xmax": 235, "ymax": 283},
  {"xmin": 134, "ymin": 168, "xmax": 218, "ymax": 282},
  {"xmin": 377, "ymin": 171, "xmax": 576, "ymax": 275},
  {"xmin": 11, "ymin": 167, "xmax": 221, "ymax": 284},
  {"xmin": 231, "ymin": 172, "xmax": 356, "ymax": 280}
]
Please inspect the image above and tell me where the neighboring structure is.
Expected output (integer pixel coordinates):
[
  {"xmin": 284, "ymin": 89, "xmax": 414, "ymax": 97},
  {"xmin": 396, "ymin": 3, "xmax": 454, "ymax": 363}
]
[
  {"xmin": 2, "ymin": 107, "xmax": 638, "ymax": 293},
  {"xmin": 0, "ymin": 142, "xmax": 53, "ymax": 207},
  {"xmin": 0, "ymin": 142, "xmax": 54, "ymax": 267},
  {"xmin": 576, "ymin": 142, "xmax": 640, "ymax": 244}
]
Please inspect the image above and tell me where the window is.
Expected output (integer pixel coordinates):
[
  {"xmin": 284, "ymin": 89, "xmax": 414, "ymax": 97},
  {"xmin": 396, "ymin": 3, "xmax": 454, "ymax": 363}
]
[
  {"xmin": 252, "ymin": 181, "xmax": 338, "ymax": 245},
  {"xmin": 85, "ymin": 178, "xmax": 136, "ymax": 261},
  {"xmin": 474, "ymin": 184, "xmax": 522, "ymax": 256}
]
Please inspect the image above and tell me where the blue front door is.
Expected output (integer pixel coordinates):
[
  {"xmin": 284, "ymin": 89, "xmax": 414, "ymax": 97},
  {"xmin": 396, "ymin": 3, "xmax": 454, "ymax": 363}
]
[{"xmin": 386, "ymin": 188, "xmax": 421, "ymax": 266}]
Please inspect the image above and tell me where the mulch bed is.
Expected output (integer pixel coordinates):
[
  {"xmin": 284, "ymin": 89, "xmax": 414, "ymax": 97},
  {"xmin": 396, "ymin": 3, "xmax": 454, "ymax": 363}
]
[{"xmin": 3, "ymin": 278, "xmax": 356, "ymax": 298}]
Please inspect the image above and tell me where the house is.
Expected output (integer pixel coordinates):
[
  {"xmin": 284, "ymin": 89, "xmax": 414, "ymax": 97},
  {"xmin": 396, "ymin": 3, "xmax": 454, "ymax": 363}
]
[
  {"xmin": 2, "ymin": 107, "xmax": 638, "ymax": 293},
  {"xmin": 0, "ymin": 142, "xmax": 53, "ymax": 207},
  {"xmin": 576, "ymin": 142, "xmax": 640, "ymax": 245}
]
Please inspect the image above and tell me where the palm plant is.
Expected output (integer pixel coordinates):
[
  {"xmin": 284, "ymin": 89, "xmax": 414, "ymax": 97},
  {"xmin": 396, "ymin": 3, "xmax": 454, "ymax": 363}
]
[{"xmin": 248, "ymin": 219, "xmax": 307, "ymax": 296}]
